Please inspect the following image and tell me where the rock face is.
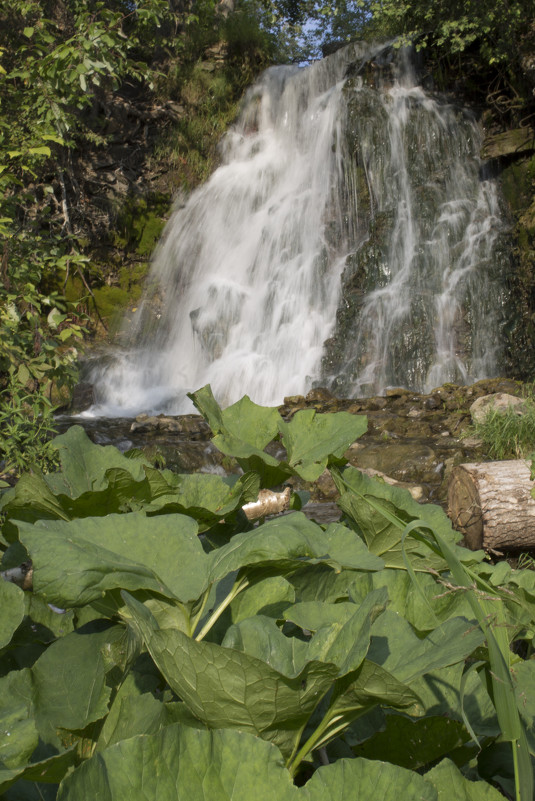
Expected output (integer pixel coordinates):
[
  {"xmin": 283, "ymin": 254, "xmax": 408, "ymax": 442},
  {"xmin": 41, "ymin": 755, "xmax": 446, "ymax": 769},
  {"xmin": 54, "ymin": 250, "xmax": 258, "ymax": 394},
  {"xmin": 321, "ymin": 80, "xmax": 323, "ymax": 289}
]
[{"xmin": 482, "ymin": 130, "xmax": 535, "ymax": 381}]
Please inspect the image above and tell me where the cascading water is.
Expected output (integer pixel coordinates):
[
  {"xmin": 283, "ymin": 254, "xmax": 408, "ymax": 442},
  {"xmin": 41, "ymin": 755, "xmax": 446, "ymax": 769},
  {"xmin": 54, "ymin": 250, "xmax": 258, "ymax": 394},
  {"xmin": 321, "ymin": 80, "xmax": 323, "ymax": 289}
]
[
  {"xmin": 89, "ymin": 42, "xmax": 511, "ymax": 416},
  {"xmin": 323, "ymin": 51, "xmax": 511, "ymax": 396}
]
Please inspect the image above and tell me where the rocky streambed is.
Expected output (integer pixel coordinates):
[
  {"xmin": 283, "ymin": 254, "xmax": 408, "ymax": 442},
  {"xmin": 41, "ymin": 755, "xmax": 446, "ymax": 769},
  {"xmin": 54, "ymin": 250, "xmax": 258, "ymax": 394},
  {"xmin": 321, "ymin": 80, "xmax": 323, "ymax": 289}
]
[{"xmin": 60, "ymin": 377, "xmax": 526, "ymax": 514}]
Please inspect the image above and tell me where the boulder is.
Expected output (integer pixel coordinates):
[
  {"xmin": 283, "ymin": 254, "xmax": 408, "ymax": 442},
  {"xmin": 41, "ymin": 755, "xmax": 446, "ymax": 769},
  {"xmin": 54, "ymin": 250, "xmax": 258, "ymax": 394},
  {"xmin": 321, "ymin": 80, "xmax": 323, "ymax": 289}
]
[{"xmin": 469, "ymin": 393, "xmax": 525, "ymax": 424}]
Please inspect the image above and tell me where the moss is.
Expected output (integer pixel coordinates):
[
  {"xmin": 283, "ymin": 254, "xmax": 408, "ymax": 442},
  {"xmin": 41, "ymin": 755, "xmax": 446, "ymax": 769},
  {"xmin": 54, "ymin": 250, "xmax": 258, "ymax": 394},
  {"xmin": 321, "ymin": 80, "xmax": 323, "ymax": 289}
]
[
  {"xmin": 500, "ymin": 154, "xmax": 535, "ymax": 216},
  {"xmin": 91, "ymin": 285, "xmax": 139, "ymax": 330},
  {"xmin": 114, "ymin": 193, "xmax": 170, "ymax": 256}
]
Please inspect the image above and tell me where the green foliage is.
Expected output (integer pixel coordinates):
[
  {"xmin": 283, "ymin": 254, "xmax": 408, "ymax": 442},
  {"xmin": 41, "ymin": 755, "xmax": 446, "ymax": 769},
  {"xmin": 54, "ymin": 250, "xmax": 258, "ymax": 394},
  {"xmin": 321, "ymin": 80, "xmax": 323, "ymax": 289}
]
[
  {"xmin": 154, "ymin": 64, "xmax": 240, "ymax": 188},
  {"xmin": 0, "ymin": 382, "xmax": 60, "ymax": 475},
  {"xmin": 367, "ymin": 0, "xmax": 530, "ymax": 66},
  {"xmin": 468, "ymin": 401, "xmax": 535, "ymax": 460},
  {"xmin": 0, "ymin": 0, "xmax": 180, "ymax": 471},
  {"xmin": 1, "ymin": 388, "xmax": 534, "ymax": 799},
  {"xmin": 361, "ymin": 0, "xmax": 535, "ymax": 110}
]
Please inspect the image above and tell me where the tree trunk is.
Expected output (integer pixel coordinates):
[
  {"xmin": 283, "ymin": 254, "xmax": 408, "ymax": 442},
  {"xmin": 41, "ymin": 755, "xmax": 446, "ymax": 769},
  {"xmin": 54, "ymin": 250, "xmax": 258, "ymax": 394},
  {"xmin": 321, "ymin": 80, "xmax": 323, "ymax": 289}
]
[{"xmin": 447, "ymin": 460, "xmax": 535, "ymax": 551}]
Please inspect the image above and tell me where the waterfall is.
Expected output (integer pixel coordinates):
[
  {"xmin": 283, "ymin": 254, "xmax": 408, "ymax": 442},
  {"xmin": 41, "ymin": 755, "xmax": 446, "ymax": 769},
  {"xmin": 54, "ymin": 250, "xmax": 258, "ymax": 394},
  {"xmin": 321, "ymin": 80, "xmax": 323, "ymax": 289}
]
[{"xmin": 89, "ymin": 42, "xmax": 511, "ymax": 416}]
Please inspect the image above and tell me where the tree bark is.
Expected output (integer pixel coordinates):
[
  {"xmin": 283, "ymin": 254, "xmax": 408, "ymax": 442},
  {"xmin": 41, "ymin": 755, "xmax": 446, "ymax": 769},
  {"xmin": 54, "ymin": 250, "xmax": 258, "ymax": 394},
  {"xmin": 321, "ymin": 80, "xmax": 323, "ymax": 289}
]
[{"xmin": 447, "ymin": 460, "xmax": 535, "ymax": 551}]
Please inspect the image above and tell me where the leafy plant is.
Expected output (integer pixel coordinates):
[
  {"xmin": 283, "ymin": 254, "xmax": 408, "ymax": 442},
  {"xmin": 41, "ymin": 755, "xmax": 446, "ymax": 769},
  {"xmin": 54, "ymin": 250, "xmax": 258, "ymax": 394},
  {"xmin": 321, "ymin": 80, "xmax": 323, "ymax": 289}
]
[{"xmin": 0, "ymin": 386, "xmax": 534, "ymax": 799}]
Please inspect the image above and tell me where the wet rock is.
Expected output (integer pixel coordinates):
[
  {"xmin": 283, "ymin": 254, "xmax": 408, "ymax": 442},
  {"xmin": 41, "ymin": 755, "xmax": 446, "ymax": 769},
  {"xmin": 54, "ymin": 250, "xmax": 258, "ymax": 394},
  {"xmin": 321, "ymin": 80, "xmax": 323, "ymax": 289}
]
[
  {"xmin": 481, "ymin": 128, "xmax": 535, "ymax": 161},
  {"xmin": 314, "ymin": 469, "xmax": 339, "ymax": 500},
  {"xmin": 70, "ymin": 382, "xmax": 95, "ymax": 413},
  {"xmin": 462, "ymin": 436, "xmax": 484, "ymax": 448},
  {"xmin": 347, "ymin": 440, "xmax": 438, "ymax": 484},
  {"xmin": 306, "ymin": 387, "xmax": 335, "ymax": 402},
  {"xmin": 405, "ymin": 421, "xmax": 432, "ymax": 438},
  {"xmin": 469, "ymin": 393, "xmax": 526, "ymax": 423},
  {"xmin": 130, "ymin": 414, "xmax": 211, "ymax": 439},
  {"xmin": 424, "ymin": 394, "xmax": 442, "ymax": 410},
  {"xmin": 359, "ymin": 467, "xmax": 426, "ymax": 502},
  {"xmin": 365, "ymin": 396, "xmax": 387, "ymax": 411},
  {"xmin": 346, "ymin": 401, "xmax": 366, "ymax": 413},
  {"xmin": 284, "ymin": 395, "xmax": 306, "ymax": 406}
]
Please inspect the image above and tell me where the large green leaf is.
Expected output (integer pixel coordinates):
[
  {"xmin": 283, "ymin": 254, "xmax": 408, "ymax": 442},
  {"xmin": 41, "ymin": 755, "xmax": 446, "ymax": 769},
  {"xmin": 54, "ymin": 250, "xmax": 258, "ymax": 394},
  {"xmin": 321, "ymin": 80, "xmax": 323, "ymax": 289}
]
[
  {"xmin": 370, "ymin": 568, "xmax": 474, "ymax": 632},
  {"xmin": 230, "ymin": 576, "xmax": 296, "ymax": 622},
  {"xmin": 283, "ymin": 600, "xmax": 358, "ymax": 632},
  {"xmin": 48, "ymin": 425, "xmax": 148, "ymax": 497},
  {"xmin": 0, "ymin": 425, "xmax": 260, "ymax": 530},
  {"xmin": 368, "ymin": 611, "xmax": 485, "ymax": 684},
  {"xmin": 207, "ymin": 513, "xmax": 383, "ymax": 586},
  {"xmin": 300, "ymin": 661, "xmax": 418, "ymax": 761},
  {"xmin": 305, "ymin": 588, "xmax": 388, "ymax": 676},
  {"xmin": 123, "ymin": 593, "xmax": 338, "ymax": 759},
  {"xmin": 190, "ymin": 386, "xmax": 282, "ymax": 468},
  {"xmin": 190, "ymin": 385, "xmax": 367, "ymax": 485},
  {"xmin": 0, "ymin": 669, "xmax": 37, "ymax": 771},
  {"xmin": 96, "ymin": 691, "xmax": 176, "ymax": 751},
  {"xmin": 425, "ymin": 758, "xmax": 505, "ymax": 800},
  {"xmin": 31, "ymin": 624, "xmax": 126, "ymax": 740},
  {"xmin": 17, "ymin": 512, "xmax": 204, "ymax": 606},
  {"xmin": 303, "ymin": 756, "xmax": 438, "ymax": 801},
  {"xmin": 0, "ymin": 668, "xmax": 77, "ymax": 794},
  {"xmin": 0, "ymin": 472, "xmax": 69, "ymax": 529},
  {"xmin": 321, "ymin": 522, "xmax": 384, "ymax": 572},
  {"xmin": 0, "ymin": 579, "xmax": 25, "ymax": 648},
  {"xmin": 143, "ymin": 469, "xmax": 260, "ymax": 527},
  {"xmin": 289, "ymin": 564, "xmax": 364, "ymax": 603},
  {"xmin": 352, "ymin": 713, "xmax": 469, "ymax": 769},
  {"xmin": 223, "ymin": 615, "xmax": 310, "ymax": 674},
  {"xmin": 56, "ymin": 724, "xmax": 450, "ymax": 801},
  {"xmin": 0, "ymin": 749, "xmax": 77, "ymax": 795},
  {"xmin": 57, "ymin": 726, "xmax": 298, "ymax": 801},
  {"xmin": 278, "ymin": 409, "xmax": 367, "ymax": 481},
  {"xmin": 18, "ymin": 511, "xmax": 380, "ymax": 614}
]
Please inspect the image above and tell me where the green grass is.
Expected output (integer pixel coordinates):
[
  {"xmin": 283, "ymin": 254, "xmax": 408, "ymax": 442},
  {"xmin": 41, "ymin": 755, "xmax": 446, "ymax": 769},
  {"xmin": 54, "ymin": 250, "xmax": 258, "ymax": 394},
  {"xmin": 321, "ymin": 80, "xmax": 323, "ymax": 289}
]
[{"xmin": 470, "ymin": 399, "xmax": 535, "ymax": 460}]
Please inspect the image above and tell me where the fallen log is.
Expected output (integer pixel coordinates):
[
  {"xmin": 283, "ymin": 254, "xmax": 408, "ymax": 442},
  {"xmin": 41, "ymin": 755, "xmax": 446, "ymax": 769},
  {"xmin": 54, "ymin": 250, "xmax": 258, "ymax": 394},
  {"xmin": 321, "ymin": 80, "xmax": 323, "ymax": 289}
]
[{"xmin": 448, "ymin": 460, "xmax": 535, "ymax": 551}]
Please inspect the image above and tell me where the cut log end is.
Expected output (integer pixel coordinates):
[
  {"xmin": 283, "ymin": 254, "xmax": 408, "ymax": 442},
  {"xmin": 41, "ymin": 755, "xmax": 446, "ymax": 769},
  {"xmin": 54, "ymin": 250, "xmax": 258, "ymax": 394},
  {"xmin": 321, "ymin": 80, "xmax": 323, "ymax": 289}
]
[{"xmin": 448, "ymin": 460, "xmax": 535, "ymax": 551}]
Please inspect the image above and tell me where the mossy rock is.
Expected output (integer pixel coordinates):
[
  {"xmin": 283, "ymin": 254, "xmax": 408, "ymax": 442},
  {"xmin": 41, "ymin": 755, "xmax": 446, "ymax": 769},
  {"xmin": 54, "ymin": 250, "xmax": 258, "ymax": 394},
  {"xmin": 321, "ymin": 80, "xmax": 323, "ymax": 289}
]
[
  {"xmin": 98, "ymin": 281, "xmax": 143, "ymax": 317},
  {"xmin": 500, "ymin": 153, "xmax": 535, "ymax": 216},
  {"xmin": 114, "ymin": 192, "xmax": 171, "ymax": 256}
]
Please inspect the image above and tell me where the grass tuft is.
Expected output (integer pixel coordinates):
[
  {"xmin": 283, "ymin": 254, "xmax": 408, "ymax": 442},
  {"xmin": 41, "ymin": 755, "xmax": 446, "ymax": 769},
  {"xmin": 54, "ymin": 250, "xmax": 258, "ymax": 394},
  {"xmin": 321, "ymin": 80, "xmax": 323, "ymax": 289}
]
[{"xmin": 470, "ymin": 400, "xmax": 535, "ymax": 460}]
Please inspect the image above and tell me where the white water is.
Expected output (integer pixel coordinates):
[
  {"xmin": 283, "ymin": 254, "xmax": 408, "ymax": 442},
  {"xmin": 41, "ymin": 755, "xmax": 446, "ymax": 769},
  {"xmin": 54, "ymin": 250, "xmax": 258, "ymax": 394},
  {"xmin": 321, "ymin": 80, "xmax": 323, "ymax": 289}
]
[
  {"xmin": 331, "ymin": 68, "xmax": 508, "ymax": 396},
  {"xmin": 89, "ymin": 42, "xmax": 509, "ymax": 415}
]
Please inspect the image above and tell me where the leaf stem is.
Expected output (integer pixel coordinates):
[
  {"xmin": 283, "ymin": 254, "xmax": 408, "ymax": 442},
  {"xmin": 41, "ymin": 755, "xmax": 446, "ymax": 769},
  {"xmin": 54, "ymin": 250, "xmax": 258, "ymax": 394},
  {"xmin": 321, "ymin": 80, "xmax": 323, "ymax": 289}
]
[
  {"xmin": 194, "ymin": 576, "xmax": 249, "ymax": 641},
  {"xmin": 512, "ymin": 738, "xmax": 520, "ymax": 801},
  {"xmin": 189, "ymin": 590, "xmax": 210, "ymax": 636},
  {"xmin": 287, "ymin": 711, "xmax": 346, "ymax": 777}
]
